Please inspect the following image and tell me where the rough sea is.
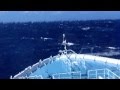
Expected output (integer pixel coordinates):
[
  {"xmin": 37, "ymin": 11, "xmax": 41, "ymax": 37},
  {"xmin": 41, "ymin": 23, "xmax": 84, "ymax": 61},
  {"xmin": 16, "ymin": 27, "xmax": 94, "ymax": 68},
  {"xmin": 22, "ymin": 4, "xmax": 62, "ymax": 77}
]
[{"xmin": 0, "ymin": 19, "xmax": 120, "ymax": 78}]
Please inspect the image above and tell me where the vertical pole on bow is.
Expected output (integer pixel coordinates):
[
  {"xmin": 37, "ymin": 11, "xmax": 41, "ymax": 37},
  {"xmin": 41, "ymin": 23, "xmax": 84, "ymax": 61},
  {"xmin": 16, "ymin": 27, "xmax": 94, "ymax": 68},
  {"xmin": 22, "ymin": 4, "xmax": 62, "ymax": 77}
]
[{"xmin": 62, "ymin": 34, "xmax": 67, "ymax": 54}]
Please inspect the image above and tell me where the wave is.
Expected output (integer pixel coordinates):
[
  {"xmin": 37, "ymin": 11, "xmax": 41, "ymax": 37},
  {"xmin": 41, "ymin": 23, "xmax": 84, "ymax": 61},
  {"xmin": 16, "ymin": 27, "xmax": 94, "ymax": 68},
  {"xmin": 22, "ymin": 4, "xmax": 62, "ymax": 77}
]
[{"xmin": 90, "ymin": 51, "xmax": 120, "ymax": 57}]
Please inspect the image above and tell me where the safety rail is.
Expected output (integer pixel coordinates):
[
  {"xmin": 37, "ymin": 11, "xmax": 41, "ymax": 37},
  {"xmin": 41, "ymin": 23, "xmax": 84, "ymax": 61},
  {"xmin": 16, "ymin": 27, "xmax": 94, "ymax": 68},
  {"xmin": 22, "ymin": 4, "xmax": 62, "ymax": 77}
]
[
  {"xmin": 27, "ymin": 75, "xmax": 43, "ymax": 79},
  {"xmin": 12, "ymin": 68, "xmax": 120, "ymax": 79},
  {"xmin": 12, "ymin": 56, "xmax": 54, "ymax": 79},
  {"xmin": 11, "ymin": 75, "xmax": 43, "ymax": 79},
  {"xmin": 88, "ymin": 68, "xmax": 120, "ymax": 79},
  {"xmin": 106, "ymin": 69, "xmax": 120, "ymax": 79},
  {"xmin": 52, "ymin": 71, "xmax": 81, "ymax": 79}
]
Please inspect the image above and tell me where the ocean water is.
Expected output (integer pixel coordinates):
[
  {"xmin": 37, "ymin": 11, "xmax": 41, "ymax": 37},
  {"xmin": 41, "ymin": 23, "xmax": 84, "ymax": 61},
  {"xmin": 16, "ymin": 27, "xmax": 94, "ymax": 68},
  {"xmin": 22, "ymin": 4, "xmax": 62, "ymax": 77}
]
[{"xmin": 0, "ymin": 20, "xmax": 120, "ymax": 79}]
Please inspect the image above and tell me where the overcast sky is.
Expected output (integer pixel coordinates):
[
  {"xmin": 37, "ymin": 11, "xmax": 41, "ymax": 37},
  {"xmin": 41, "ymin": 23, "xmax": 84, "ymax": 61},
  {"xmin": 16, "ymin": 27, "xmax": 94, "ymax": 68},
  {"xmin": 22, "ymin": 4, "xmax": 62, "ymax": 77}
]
[{"xmin": 0, "ymin": 11, "xmax": 120, "ymax": 22}]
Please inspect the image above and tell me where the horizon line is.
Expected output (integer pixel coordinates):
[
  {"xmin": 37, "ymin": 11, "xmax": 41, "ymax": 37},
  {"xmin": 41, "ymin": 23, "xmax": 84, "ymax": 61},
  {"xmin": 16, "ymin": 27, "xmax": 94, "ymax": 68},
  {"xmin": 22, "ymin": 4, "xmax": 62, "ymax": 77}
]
[{"xmin": 0, "ymin": 18, "xmax": 120, "ymax": 23}]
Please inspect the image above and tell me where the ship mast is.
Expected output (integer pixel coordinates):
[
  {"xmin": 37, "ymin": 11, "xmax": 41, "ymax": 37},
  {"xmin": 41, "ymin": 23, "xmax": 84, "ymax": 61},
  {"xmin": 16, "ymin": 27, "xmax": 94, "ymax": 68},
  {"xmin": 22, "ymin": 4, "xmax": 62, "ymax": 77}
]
[
  {"xmin": 62, "ymin": 34, "xmax": 67, "ymax": 54},
  {"xmin": 60, "ymin": 34, "xmax": 75, "ymax": 55}
]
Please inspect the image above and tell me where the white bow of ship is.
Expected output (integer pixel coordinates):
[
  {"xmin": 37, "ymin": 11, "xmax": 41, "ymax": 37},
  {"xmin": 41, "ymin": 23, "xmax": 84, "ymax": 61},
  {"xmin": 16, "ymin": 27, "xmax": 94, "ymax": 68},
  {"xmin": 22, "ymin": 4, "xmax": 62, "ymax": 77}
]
[{"xmin": 11, "ymin": 34, "xmax": 120, "ymax": 79}]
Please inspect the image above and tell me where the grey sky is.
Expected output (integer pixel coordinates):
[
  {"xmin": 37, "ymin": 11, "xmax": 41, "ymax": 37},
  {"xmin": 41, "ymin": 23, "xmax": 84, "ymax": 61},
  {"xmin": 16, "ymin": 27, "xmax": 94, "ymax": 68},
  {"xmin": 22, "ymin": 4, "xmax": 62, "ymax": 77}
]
[{"xmin": 0, "ymin": 11, "xmax": 120, "ymax": 22}]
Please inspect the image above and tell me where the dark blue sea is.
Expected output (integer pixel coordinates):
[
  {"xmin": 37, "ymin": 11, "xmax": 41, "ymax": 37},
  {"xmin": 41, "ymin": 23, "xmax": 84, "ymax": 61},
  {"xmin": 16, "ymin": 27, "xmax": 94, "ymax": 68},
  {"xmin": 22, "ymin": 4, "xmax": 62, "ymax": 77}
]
[{"xmin": 0, "ymin": 20, "xmax": 120, "ymax": 79}]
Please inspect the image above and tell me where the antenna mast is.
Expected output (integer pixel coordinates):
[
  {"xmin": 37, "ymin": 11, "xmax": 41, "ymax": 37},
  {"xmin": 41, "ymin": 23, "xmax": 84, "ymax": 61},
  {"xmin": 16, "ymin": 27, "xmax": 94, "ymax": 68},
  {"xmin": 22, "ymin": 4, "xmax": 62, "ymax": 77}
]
[{"xmin": 62, "ymin": 34, "xmax": 67, "ymax": 53}]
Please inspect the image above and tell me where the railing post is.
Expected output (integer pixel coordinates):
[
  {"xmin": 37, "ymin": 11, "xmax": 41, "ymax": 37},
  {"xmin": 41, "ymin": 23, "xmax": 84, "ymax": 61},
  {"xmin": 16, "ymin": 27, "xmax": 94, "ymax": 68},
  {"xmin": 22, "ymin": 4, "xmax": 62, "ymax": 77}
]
[
  {"xmin": 40, "ymin": 75, "xmax": 43, "ymax": 79},
  {"xmin": 52, "ymin": 75, "xmax": 55, "ymax": 79},
  {"xmin": 59, "ymin": 74, "xmax": 60, "ymax": 79},
  {"xmin": 10, "ymin": 75, "xmax": 12, "ymax": 79},
  {"xmin": 80, "ymin": 72, "xmax": 81, "ymax": 79},
  {"xmin": 104, "ymin": 69, "xmax": 105, "ymax": 79},
  {"xmin": 96, "ymin": 70, "xmax": 97, "ymax": 79},
  {"xmin": 88, "ymin": 70, "xmax": 89, "ymax": 79},
  {"xmin": 119, "ymin": 68, "xmax": 120, "ymax": 77},
  {"xmin": 107, "ymin": 69, "xmax": 109, "ymax": 79}
]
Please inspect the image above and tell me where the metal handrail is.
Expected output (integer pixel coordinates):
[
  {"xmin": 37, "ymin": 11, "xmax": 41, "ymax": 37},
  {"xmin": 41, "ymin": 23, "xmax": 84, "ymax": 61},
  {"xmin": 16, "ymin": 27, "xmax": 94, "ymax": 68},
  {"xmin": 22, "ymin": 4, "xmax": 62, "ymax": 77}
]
[
  {"xmin": 106, "ymin": 68, "xmax": 120, "ymax": 79},
  {"xmin": 88, "ymin": 68, "xmax": 120, "ymax": 79},
  {"xmin": 52, "ymin": 71, "xmax": 81, "ymax": 79}
]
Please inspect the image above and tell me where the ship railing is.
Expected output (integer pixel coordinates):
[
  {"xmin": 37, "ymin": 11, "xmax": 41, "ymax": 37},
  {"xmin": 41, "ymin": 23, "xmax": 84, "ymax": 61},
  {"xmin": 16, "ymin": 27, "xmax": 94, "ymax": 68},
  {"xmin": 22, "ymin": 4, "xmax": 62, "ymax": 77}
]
[
  {"xmin": 12, "ymin": 63, "xmax": 42, "ymax": 79},
  {"xmin": 12, "ymin": 66, "xmax": 32, "ymax": 79},
  {"xmin": 12, "ymin": 56, "xmax": 54, "ymax": 79},
  {"xmin": 16, "ymin": 75, "xmax": 43, "ymax": 79},
  {"xmin": 26, "ymin": 75, "xmax": 43, "ymax": 79},
  {"xmin": 88, "ymin": 68, "xmax": 120, "ymax": 79},
  {"xmin": 52, "ymin": 71, "xmax": 81, "ymax": 79},
  {"xmin": 106, "ymin": 69, "xmax": 120, "ymax": 79}
]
